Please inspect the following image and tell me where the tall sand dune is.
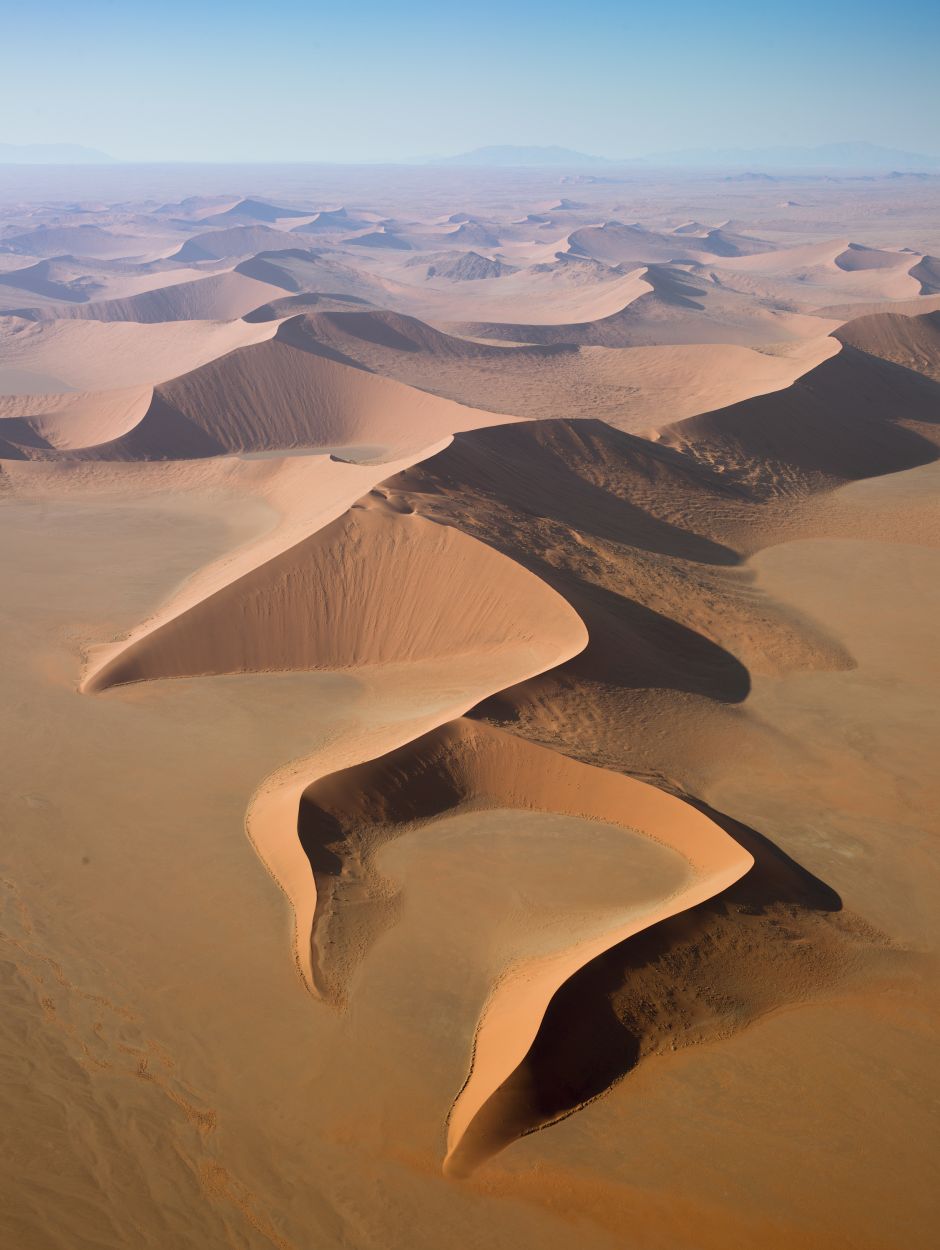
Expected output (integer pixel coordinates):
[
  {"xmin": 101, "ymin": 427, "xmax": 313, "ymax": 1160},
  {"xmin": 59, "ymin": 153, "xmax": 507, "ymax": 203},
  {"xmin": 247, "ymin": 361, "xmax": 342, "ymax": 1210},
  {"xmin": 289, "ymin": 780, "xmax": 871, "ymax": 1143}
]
[
  {"xmin": 566, "ymin": 221, "xmax": 771, "ymax": 265},
  {"xmin": 14, "ymin": 271, "xmax": 287, "ymax": 324},
  {"xmin": 455, "ymin": 264, "xmax": 835, "ymax": 347},
  {"xmin": 2, "ymin": 223, "xmax": 176, "ymax": 260},
  {"xmin": 0, "ymin": 386, "xmax": 151, "ymax": 454},
  {"xmin": 263, "ymin": 306, "xmax": 837, "ymax": 430},
  {"xmin": 173, "ymin": 225, "xmax": 306, "ymax": 262},
  {"xmin": 234, "ymin": 247, "xmax": 393, "ymax": 303},
  {"xmin": 34, "ymin": 314, "xmax": 520, "ymax": 461},
  {"xmin": 660, "ymin": 340, "xmax": 940, "ymax": 494},
  {"xmin": 834, "ymin": 242, "xmax": 915, "ymax": 272},
  {"xmin": 200, "ymin": 198, "xmax": 314, "ymax": 224},
  {"xmin": 295, "ymin": 718, "xmax": 751, "ymax": 1176},
  {"xmin": 83, "ymin": 506, "xmax": 582, "ymax": 693},
  {"xmin": 373, "ymin": 421, "xmax": 854, "ymax": 783},
  {"xmin": 910, "ymin": 255, "xmax": 940, "ymax": 294},
  {"xmin": 834, "ymin": 308, "xmax": 940, "ymax": 381}
]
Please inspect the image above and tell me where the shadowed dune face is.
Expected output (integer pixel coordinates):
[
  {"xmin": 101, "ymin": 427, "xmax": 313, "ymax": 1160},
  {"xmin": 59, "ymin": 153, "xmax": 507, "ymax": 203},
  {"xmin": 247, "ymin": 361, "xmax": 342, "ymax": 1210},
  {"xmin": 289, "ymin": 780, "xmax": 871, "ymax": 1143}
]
[
  {"xmin": 834, "ymin": 309, "xmax": 940, "ymax": 382},
  {"xmin": 660, "ymin": 344, "xmax": 940, "ymax": 495},
  {"xmin": 11, "ymin": 271, "xmax": 288, "ymax": 325},
  {"xmin": 452, "ymin": 264, "xmax": 835, "ymax": 348},
  {"xmin": 0, "ymin": 386, "xmax": 152, "ymax": 454},
  {"xmin": 296, "ymin": 718, "xmax": 753, "ymax": 1176},
  {"xmin": 28, "ymin": 315, "xmax": 522, "ymax": 462},
  {"xmin": 450, "ymin": 806, "xmax": 895, "ymax": 1176},
  {"xmin": 378, "ymin": 418, "xmax": 851, "ymax": 707},
  {"xmin": 565, "ymin": 222, "xmax": 772, "ymax": 266},
  {"xmin": 236, "ymin": 305, "xmax": 839, "ymax": 435},
  {"xmin": 909, "ymin": 255, "xmax": 940, "ymax": 294}
]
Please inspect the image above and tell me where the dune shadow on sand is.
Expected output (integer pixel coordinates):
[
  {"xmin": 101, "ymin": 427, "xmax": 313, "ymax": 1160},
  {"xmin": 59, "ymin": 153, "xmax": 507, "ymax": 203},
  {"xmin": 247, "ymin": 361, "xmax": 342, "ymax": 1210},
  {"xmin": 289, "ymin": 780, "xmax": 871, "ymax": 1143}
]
[{"xmin": 443, "ymin": 805, "xmax": 882, "ymax": 1178}]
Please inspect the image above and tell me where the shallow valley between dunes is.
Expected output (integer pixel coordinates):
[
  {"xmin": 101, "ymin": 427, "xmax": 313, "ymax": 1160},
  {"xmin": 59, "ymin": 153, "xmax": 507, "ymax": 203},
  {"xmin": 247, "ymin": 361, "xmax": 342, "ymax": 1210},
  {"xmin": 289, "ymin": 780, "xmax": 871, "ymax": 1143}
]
[{"xmin": 1, "ymin": 168, "xmax": 939, "ymax": 1250}]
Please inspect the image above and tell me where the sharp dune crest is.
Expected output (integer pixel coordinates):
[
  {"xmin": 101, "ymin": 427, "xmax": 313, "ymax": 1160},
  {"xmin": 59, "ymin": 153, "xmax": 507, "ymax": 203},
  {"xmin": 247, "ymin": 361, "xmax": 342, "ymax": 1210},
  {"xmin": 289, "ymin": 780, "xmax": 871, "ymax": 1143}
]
[
  {"xmin": 295, "ymin": 718, "xmax": 751, "ymax": 1175},
  {"xmin": 50, "ymin": 318, "xmax": 522, "ymax": 462},
  {"xmin": 83, "ymin": 504, "xmax": 586, "ymax": 691}
]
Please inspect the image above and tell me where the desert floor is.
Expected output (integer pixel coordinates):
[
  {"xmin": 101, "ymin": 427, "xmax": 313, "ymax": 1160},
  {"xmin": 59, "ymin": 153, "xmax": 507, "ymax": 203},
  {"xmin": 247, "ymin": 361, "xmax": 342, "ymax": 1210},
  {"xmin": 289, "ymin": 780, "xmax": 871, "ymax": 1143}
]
[{"xmin": 1, "ymin": 165, "xmax": 938, "ymax": 1249}]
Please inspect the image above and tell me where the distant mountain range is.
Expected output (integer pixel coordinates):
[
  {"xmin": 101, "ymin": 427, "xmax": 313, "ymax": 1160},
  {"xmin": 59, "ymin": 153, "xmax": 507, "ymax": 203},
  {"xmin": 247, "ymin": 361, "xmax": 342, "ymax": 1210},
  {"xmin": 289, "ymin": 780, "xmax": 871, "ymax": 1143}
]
[
  {"xmin": 2, "ymin": 139, "xmax": 936, "ymax": 172},
  {"xmin": 433, "ymin": 141, "xmax": 940, "ymax": 172},
  {"xmin": 0, "ymin": 143, "xmax": 117, "ymax": 164}
]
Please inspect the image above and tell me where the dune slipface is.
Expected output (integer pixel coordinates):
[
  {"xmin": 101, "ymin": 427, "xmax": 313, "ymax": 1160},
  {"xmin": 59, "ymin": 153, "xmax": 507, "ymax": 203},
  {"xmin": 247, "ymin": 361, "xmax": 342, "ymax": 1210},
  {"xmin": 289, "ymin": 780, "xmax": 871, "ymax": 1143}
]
[
  {"xmin": 49, "ymin": 316, "xmax": 522, "ymax": 462},
  {"xmin": 295, "ymin": 719, "xmax": 751, "ymax": 1175}
]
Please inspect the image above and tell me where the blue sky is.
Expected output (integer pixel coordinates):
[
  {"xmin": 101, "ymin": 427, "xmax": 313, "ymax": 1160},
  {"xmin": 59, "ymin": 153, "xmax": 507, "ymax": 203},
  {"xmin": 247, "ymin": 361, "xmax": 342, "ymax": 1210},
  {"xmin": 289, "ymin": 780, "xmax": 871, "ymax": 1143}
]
[{"xmin": 3, "ymin": 0, "xmax": 938, "ymax": 161}]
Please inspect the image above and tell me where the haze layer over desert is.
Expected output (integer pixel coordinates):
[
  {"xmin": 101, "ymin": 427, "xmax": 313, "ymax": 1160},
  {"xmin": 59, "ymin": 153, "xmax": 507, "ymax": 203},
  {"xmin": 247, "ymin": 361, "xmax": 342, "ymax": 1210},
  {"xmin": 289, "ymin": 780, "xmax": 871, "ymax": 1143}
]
[{"xmin": 1, "ymin": 155, "xmax": 939, "ymax": 1250}]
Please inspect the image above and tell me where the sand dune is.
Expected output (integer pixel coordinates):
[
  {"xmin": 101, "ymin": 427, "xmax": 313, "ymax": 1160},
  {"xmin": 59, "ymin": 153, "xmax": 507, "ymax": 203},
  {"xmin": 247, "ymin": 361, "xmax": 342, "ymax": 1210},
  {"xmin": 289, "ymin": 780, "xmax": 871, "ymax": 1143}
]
[
  {"xmin": 200, "ymin": 198, "xmax": 313, "ymax": 224},
  {"xmin": 1, "ymin": 223, "xmax": 175, "ymax": 260},
  {"xmin": 264, "ymin": 305, "xmax": 838, "ymax": 431},
  {"xmin": 81, "ymin": 497, "xmax": 590, "ymax": 1011},
  {"xmin": 172, "ymin": 224, "xmax": 305, "ymax": 262},
  {"xmin": 296, "ymin": 718, "xmax": 751, "ymax": 1176},
  {"xmin": 660, "ymin": 339, "xmax": 940, "ymax": 494},
  {"xmin": 0, "ymin": 257, "xmax": 103, "ymax": 304},
  {"xmin": 32, "ymin": 314, "xmax": 519, "ymax": 461},
  {"xmin": 910, "ymin": 255, "xmax": 940, "ymax": 294},
  {"xmin": 0, "ymin": 314, "xmax": 276, "ymax": 394},
  {"xmin": 834, "ymin": 309, "xmax": 940, "ymax": 380},
  {"xmin": 834, "ymin": 242, "xmax": 915, "ymax": 272},
  {"xmin": 567, "ymin": 221, "xmax": 771, "ymax": 265},
  {"xmin": 380, "ymin": 417, "xmax": 851, "ymax": 696},
  {"xmin": 16, "ymin": 270, "xmax": 287, "ymax": 324},
  {"xmin": 292, "ymin": 207, "xmax": 381, "ymax": 234},
  {"xmin": 347, "ymin": 229, "xmax": 416, "ymax": 250},
  {"xmin": 702, "ymin": 239, "xmax": 928, "ymax": 306},
  {"xmin": 455, "ymin": 263, "xmax": 835, "ymax": 347},
  {"xmin": 0, "ymin": 386, "xmax": 151, "ymax": 454},
  {"xmin": 233, "ymin": 247, "xmax": 393, "ymax": 303},
  {"xmin": 83, "ymin": 504, "xmax": 579, "ymax": 690},
  {"xmin": 708, "ymin": 239, "xmax": 850, "ymax": 275}
]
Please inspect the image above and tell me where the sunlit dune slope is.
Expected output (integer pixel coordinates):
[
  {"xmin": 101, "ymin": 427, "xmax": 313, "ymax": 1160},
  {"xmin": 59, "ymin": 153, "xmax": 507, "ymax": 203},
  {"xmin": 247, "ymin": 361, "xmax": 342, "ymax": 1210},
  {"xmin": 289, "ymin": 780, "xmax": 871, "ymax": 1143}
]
[{"xmin": 83, "ymin": 505, "xmax": 584, "ymax": 692}]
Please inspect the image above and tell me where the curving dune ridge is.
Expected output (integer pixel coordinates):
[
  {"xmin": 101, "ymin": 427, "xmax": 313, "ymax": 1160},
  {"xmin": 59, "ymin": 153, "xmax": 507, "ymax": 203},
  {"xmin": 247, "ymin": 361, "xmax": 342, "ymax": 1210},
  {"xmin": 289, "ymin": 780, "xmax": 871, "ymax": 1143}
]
[
  {"xmin": 296, "ymin": 719, "xmax": 751, "ymax": 1175},
  {"xmin": 45, "ymin": 314, "xmax": 520, "ymax": 462}
]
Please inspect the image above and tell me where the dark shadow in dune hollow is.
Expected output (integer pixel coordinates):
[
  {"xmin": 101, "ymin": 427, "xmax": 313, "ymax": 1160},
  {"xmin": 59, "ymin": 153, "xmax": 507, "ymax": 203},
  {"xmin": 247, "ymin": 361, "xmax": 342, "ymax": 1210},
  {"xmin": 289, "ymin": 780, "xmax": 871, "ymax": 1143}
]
[{"xmin": 445, "ymin": 806, "xmax": 852, "ymax": 1178}]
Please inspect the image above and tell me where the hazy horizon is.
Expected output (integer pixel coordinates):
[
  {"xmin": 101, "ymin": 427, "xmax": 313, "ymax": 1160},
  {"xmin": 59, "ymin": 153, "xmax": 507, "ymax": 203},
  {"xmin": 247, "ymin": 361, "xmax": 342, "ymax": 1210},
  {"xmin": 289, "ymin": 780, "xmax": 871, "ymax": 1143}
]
[{"xmin": 2, "ymin": 0, "xmax": 938, "ymax": 163}]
